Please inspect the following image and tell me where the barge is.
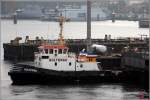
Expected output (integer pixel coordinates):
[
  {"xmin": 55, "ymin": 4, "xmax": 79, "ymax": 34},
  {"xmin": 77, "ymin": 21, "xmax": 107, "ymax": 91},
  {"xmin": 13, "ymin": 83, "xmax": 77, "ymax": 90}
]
[
  {"xmin": 3, "ymin": 37, "xmax": 148, "ymax": 61},
  {"xmin": 121, "ymin": 51, "xmax": 149, "ymax": 91}
]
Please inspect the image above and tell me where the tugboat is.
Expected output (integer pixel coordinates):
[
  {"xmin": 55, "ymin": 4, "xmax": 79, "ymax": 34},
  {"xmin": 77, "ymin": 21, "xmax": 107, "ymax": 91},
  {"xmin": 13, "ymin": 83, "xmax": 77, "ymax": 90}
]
[{"xmin": 8, "ymin": 15, "xmax": 103, "ymax": 85}]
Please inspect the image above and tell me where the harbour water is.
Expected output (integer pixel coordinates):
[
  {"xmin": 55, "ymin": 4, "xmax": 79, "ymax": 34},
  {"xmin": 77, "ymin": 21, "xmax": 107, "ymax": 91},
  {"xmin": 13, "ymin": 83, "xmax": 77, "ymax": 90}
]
[{"xmin": 1, "ymin": 20, "xmax": 149, "ymax": 100}]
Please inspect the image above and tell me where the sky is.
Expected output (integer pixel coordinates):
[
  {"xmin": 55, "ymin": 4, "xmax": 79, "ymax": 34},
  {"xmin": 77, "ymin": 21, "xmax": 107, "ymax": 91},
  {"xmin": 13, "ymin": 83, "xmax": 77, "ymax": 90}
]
[
  {"xmin": 1, "ymin": 0, "xmax": 144, "ymax": 2},
  {"xmin": 2, "ymin": 0, "xmax": 88, "ymax": 1}
]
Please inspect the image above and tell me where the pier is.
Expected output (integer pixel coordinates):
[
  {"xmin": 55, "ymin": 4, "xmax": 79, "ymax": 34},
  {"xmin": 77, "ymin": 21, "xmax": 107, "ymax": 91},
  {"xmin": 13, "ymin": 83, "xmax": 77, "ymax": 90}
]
[
  {"xmin": 139, "ymin": 20, "xmax": 149, "ymax": 28},
  {"xmin": 3, "ymin": 37, "xmax": 148, "ymax": 61}
]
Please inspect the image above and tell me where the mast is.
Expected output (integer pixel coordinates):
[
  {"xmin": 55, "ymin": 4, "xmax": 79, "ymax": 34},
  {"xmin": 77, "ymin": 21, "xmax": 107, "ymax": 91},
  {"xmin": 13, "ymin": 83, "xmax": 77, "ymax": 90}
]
[
  {"xmin": 58, "ymin": 14, "xmax": 65, "ymax": 45},
  {"xmin": 87, "ymin": 0, "xmax": 92, "ymax": 53}
]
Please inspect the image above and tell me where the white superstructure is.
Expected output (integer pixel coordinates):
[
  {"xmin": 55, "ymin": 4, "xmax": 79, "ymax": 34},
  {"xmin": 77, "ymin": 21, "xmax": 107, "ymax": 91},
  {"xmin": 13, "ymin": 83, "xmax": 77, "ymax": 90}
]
[
  {"xmin": 34, "ymin": 44, "xmax": 101, "ymax": 71},
  {"xmin": 34, "ymin": 14, "xmax": 101, "ymax": 72}
]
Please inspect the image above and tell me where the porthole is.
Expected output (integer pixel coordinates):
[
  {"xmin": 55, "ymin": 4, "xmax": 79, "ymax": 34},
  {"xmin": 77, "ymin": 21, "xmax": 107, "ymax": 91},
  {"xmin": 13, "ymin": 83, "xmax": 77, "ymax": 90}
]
[
  {"xmin": 69, "ymin": 62, "xmax": 71, "ymax": 66},
  {"xmin": 80, "ymin": 64, "xmax": 83, "ymax": 68},
  {"xmin": 55, "ymin": 62, "xmax": 57, "ymax": 66}
]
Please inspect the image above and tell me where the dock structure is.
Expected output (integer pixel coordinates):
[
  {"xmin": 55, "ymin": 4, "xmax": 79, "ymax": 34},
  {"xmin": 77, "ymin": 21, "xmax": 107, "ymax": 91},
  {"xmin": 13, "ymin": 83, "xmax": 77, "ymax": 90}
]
[
  {"xmin": 13, "ymin": 12, "xmax": 17, "ymax": 24},
  {"xmin": 139, "ymin": 20, "xmax": 149, "ymax": 28},
  {"xmin": 121, "ymin": 51, "xmax": 149, "ymax": 91},
  {"xmin": 3, "ymin": 38, "xmax": 149, "ymax": 69},
  {"xmin": 121, "ymin": 52, "xmax": 149, "ymax": 71}
]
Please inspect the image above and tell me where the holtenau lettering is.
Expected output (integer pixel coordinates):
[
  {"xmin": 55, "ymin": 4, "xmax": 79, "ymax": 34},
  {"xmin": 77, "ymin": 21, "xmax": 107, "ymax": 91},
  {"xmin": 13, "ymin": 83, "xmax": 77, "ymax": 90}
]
[
  {"xmin": 49, "ymin": 59, "xmax": 67, "ymax": 62},
  {"xmin": 24, "ymin": 68, "xmax": 37, "ymax": 72}
]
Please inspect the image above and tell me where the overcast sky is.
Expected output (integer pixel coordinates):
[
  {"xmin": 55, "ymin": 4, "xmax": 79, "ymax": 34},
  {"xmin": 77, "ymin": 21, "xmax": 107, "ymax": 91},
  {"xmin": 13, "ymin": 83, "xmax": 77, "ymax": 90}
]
[
  {"xmin": 0, "ymin": 0, "xmax": 129, "ymax": 1},
  {"xmin": 2, "ymin": 0, "xmax": 88, "ymax": 1}
]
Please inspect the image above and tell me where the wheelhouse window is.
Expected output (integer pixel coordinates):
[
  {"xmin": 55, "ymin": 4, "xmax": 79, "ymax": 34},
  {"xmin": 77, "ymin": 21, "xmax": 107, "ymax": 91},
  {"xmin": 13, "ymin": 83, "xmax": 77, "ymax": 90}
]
[
  {"xmin": 54, "ymin": 49, "xmax": 57, "ymax": 56},
  {"xmin": 54, "ymin": 50, "xmax": 57, "ymax": 54},
  {"xmin": 63, "ymin": 49, "xmax": 67, "ymax": 54},
  {"xmin": 45, "ymin": 49, "xmax": 48, "ymax": 54},
  {"xmin": 58, "ymin": 49, "xmax": 62, "ymax": 54},
  {"xmin": 49, "ymin": 49, "xmax": 53, "ymax": 54},
  {"xmin": 39, "ymin": 49, "xmax": 44, "ymax": 54}
]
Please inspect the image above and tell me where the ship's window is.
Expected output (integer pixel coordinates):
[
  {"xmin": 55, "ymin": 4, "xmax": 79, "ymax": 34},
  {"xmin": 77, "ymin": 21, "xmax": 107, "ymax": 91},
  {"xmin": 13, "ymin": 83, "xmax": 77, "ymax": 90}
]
[
  {"xmin": 39, "ymin": 49, "xmax": 44, "ymax": 54},
  {"xmin": 89, "ymin": 58, "xmax": 92, "ymax": 62},
  {"xmin": 63, "ymin": 49, "xmax": 67, "ymax": 54},
  {"xmin": 42, "ymin": 56, "xmax": 49, "ymax": 59},
  {"xmin": 49, "ymin": 49, "xmax": 53, "ymax": 54},
  {"xmin": 58, "ymin": 49, "xmax": 62, "ymax": 54},
  {"xmin": 45, "ymin": 49, "xmax": 48, "ymax": 54},
  {"xmin": 80, "ymin": 64, "xmax": 83, "ymax": 68},
  {"xmin": 69, "ymin": 62, "xmax": 71, "ymax": 66},
  {"xmin": 55, "ymin": 62, "xmax": 57, "ymax": 66},
  {"xmin": 54, "ymin": 50, "xmax": 57, "ymax": 54},
  {"xmin": 54, "ymin": 50, "xmax": 57, "ymax": 56}
]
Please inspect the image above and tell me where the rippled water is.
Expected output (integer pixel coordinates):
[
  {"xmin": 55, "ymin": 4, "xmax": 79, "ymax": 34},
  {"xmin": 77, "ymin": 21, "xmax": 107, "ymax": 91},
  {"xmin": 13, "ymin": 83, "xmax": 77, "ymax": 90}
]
[
  {"xmin": 1, "ymin": 80, "xmax": 149, "ymax": 100},
  {"xmin": 1, "ymin": 20, "xmax": 149, "ymax": 100}
]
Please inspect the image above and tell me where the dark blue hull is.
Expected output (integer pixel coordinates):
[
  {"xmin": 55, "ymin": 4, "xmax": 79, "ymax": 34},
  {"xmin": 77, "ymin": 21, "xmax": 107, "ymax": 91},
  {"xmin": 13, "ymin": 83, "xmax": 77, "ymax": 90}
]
[{"xmin": 8, "ymin": 64, "xmax": 119, "ymax": 85}]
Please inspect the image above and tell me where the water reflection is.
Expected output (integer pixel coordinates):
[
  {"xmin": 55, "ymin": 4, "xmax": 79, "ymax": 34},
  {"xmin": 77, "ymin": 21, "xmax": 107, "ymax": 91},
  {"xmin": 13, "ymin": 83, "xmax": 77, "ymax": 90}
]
[
  {"xmin": 9, "ymin": 85, "xmax": 37, "ymax": 95},
  {"xmin": 1, "ymin": 80, "xmax": 149, "ymax": 100}
]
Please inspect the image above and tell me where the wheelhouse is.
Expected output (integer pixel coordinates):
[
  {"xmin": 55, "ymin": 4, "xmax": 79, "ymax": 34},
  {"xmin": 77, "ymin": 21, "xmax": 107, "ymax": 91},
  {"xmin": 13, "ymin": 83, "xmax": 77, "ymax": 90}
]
[{"xmin": 38, "ymin": 45, "xmax": 69, "ymax": 55}]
